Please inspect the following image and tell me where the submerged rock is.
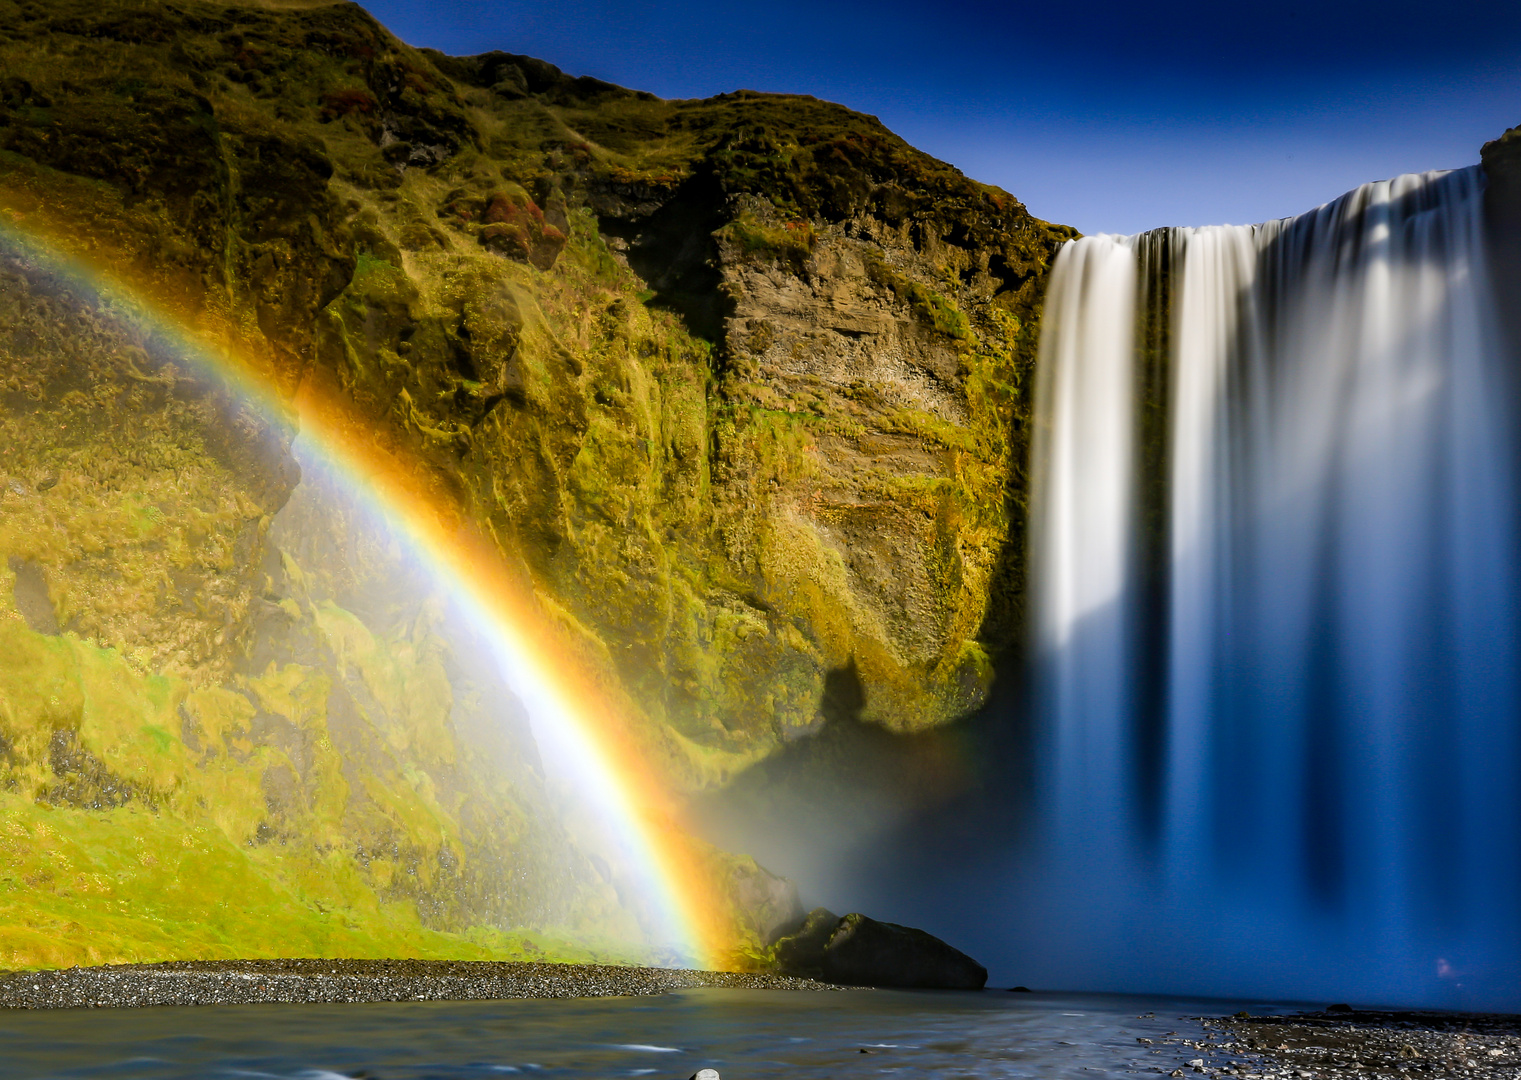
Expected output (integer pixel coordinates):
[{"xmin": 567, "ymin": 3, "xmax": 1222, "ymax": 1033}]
[{"xmin": 773, "ymin": 908, "xmax": 987, "ymax": 989}]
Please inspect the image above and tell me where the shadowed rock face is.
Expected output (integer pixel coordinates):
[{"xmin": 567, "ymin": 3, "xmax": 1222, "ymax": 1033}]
[
  {"xmin": 773, "ymin": 908, "xmax": 988, "ymax": 989},
  {"xmin": 7, "ymin": 556, "xmax": 57, "ymax": 635},
  {"xmin": 773, "ymin": 907, "xmax": 843, "ymax": 972},
  {"xmin": 823, "ymin": 913, "xmax": 988, "ymax": 990},
  {"xmin": 0, "ymin": 0, "xmax": 1070, "ymax": 967},
  {"xmin": 1483, "ymin": 124, "xmax": 1521, "ymax": 360}
]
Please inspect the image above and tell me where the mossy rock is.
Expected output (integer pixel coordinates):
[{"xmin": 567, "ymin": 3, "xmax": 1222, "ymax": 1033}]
[{"xmin": 0, "ymin": 0, "xmax": 1077, "ymax": 966}]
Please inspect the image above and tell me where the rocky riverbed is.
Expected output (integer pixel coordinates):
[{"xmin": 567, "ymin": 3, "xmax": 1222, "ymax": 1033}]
[
  {"xmin": 1167, "ymin": 1007, "xmax": 1521, "ymax": 1079},
  {"xmin": 0, "ymin": 959, "xmax": 838, "ymax": 1010}
]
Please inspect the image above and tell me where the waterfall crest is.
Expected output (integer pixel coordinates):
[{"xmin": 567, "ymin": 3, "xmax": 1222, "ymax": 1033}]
[{"xmin": 1028, "ymin": 166, "xmax": 1521, "ymax": 1007}]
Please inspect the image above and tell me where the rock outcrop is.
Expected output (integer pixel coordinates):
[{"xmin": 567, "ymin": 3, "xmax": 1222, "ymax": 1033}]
[
  {"xmin": 1483, "ymin": 124, "xmax": 1521, "ymax": 360},
  {"xmin": 773, "ymin": 908, "xmax": 988, "ymax": 989},
  {"xmin": 0, "ymin": 0, "xmax": 1069, "ymax": 967}
]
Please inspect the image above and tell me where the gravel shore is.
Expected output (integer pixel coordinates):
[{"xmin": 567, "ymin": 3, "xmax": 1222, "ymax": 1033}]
[
  {"xmin": 1167, "ymin": 1007, "xmax": 1521, "ymax": 1079},
  {"xmin": 0, "ymin": 958, "xmax": 841, "ymax": 1010}
]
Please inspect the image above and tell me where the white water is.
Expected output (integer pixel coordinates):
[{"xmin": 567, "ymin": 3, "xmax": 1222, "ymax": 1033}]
[
  {"xmin": 1028, "ymin": 166, "xmax": 1521, "ymax": 1007},
  {"xmin": 1030, "ymin": 235, "xmax": 1137, "ymax": 861}
]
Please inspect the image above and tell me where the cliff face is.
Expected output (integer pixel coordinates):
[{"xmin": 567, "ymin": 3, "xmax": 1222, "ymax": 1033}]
[
  {"xmin": 368, "ymin": 57, "xmax": 1070, "ymax": 764},
  {"xmin": 0, "ymin": 0, "xmax": 1069, "ymax": 966},
  {"xmin": 1483, "ymin": 124, "xmax": 1521, "ymax": 361}
]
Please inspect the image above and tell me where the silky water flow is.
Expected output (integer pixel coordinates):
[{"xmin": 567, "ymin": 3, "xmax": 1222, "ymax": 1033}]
[{"xmin": 1026, "ymin": 166, "xmax": 1521, "ymax": 1008}]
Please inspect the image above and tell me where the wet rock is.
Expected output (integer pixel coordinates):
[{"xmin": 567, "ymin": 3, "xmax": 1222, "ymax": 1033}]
[
  {"xmin": 773, "ymin": 908, "xmax": 987, "ymax": 989},
  {"xmin": 1212, "ymin": 1005, "xmax": 1521, "ymax": 1080},
  {"xmin": 823, "ymin": 913, "xmax": 987, "ymax": 989},
  {"xmin": 1484, "ymin": 123, "xmax": 1521, "ymax": 359},
  {"xmin": 690, "ymin": 1071, "xmax": 720, "ymax": 1080},
  {"xmin": 772, "ymin": 906, "xmax": 839, "ymax": 974}
]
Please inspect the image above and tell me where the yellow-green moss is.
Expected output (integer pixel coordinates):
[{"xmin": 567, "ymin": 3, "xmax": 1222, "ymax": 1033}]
[
  {"xmin": 0, "ymin": 0, "xmax": 1072, "ymax": 966},
  {"xmin": 0, "ymin": 609, "xmax": 653, "ymax": 970}
]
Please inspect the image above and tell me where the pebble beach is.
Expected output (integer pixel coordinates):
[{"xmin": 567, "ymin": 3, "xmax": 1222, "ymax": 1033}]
[
  {"xmin": 0, "ymin": 959, "xmax": 839, "ymax": 1010},
  {"xmin": 1178, "ymin": 1008, "xmax": 1521, "ymax": 1079}
]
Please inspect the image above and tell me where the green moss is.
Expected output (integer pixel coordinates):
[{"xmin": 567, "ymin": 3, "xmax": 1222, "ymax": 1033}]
[
  {"xmin": 0, "ymin": 791, "xmax": 643, "ymax": 971},
  {"xmin": 0, "ymin": 0, "xmax": 1074, "ymax": 963},
  {"xmin": 354, "ymin": 250, "xmax": 398, "ymax": 277},
  {"xmin": 719, "ymin": 211, "xmax": 815, "ymax": 269},
  {"xmin": 0, "ymin": 608, "xmax": 649, "ymax": 971},
  {"xmin": 864, "ymin": 253, "xmax": 972, "ymax": 341}
]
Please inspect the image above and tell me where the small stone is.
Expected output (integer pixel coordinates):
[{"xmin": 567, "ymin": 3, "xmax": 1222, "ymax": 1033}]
[
  {"xmin": 36, "ymin": 474, "xmax": 57, "ymax": 492},
  {"xmin": 1189, "ymin": 1061, "xmax": 1206, "ymax": 1068},
  {"xmin": 1171, "ymin": 1071, "xmax": 1185, "ymax": 1078},
  {"xmin": 691, "ymin": 1071, "xmax": 721, "ymax": 1080}
]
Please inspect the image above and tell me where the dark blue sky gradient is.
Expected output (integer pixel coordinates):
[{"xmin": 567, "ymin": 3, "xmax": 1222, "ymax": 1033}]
[{"xmin": 364, "ymin": 0, "xmax": 1521, "ymax": 233}]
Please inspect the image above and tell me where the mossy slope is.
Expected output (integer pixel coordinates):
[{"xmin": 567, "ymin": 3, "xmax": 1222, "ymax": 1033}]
[{"xmin": 0, "ymin": 0, "xmax": 1072, "ymax": 967}]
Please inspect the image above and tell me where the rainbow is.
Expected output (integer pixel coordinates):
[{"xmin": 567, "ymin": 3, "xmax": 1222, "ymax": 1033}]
[{"xmin": 0, "ymin": 215, "xmax": 729, "ymax": 970}]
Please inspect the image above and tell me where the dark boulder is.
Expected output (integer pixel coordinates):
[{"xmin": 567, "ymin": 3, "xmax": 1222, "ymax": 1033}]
[
  {"xmin": 772, "ymin": 906, "xmax": 840, "ymax": 975},
  {"xmin": 823, "ymin": 913, "xmax": 988, "ymax": 990},
  {"xmin": 1483, "ymin": 124, "xmax": 1521, "ymax": 363},
  {"xmin": 772, "ymin": 907, "xmax": 987, "ymax": 990}
]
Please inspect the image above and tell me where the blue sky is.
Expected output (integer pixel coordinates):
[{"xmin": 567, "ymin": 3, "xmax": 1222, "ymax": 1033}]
[{"xmin": 365, "ymin": 0, "xmax": 1521, "ymax": 234}]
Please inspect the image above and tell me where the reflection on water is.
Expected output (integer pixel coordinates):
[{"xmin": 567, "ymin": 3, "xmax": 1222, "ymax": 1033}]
[{"xmin": 0, "ymin": 987, "xmax": 1264, "ymax": 1079}]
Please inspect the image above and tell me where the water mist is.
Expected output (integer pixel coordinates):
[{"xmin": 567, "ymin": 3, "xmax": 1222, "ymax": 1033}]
[{"xmin": 1026, "ymin": 166, "xmax": 1521, "ymax": 1008}]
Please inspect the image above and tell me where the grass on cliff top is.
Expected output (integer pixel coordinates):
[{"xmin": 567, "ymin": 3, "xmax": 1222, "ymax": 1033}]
[{"xmin": 478, "ymin": 85, "xmax": 1033, "ymax": 224}]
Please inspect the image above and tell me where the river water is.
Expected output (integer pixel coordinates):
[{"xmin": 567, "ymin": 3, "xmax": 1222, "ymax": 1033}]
[{"xmin": 0, "ymin": 988, "xmax": 1275, "ymax": 1078}]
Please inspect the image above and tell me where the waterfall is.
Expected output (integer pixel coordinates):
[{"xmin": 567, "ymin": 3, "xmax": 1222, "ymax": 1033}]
[{"xmin": 1027, "ymin": 166, "xmax": 1521, "ymax": 1007}]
